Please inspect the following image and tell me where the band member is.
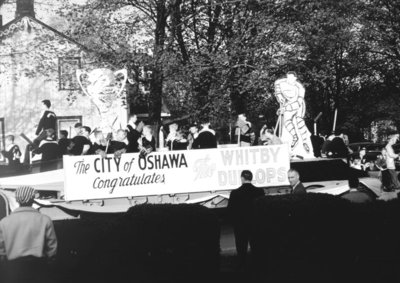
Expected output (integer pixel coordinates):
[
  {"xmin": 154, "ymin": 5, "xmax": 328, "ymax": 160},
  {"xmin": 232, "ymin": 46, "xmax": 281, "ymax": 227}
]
[
  {"xmin": 193, "ymin": 119, "xmax": 217, "ymax": 149},
  {"xmin": 138, "ymin": 125, "xmax": 156, "ymax": 157},
  {"xmin": 58, "ymin": 130, "xmax": 71, "ymax": 156},
  {"xmin": 166, "ymin": 123, "xmax": 179, "ymax": 150},
  {"xmin": 274, "ymin": 72, "xmax": 310, "ymax": 152},
  {"xmin": 69, "ymin": 126, "xmax": 92, "ymax": 155},
  {"xmin": 91, "ymin": 130, "xmax": 108, "ymax": 157},
  {"xmin": 33, "ymin": 129, "xmax": 61, "ymax": 172},
  {"xmin": 34, "ymin": 100, "xmax": 56, "ymax": 146},
  {"xmin": 235, "ymin": 114, "xmax": 253, "ymax": 147},
  {"xmin": 109, "ymin": 129, "xmax": 129, "ymax": 158},
  {"xmin": 0, "ymin": 135, "xmax": 22, "ymax": 170},
  {"xmin": 126, "ymin": 114, "xmax": 141, "ymax": 153},
  {"xmin": 188, "ymin": 124, "xmax": 199, "ymax": 149}
]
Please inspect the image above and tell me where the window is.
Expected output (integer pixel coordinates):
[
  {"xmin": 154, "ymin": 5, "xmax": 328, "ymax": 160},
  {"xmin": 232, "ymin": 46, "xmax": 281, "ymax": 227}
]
[
  {"xmin": 58, "ymin": 57, "xmax": 82, "ymax": 91},
  {"xmin": 56, "ymin": 116, "xmax": 82, "ymax": 138}
]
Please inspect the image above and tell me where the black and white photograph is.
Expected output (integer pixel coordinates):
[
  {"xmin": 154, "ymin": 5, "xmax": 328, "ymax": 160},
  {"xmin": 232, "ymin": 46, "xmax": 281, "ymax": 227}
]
[{"xmin": 1, "ymin": 0, "xmax": 400, "ymax": 282}]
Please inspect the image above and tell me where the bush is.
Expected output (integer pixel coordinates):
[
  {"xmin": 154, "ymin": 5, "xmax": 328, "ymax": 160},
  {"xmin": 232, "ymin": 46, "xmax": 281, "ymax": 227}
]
[{"xmin": 54, "ymin": 204, "xmax": 220, "ymax": 283}]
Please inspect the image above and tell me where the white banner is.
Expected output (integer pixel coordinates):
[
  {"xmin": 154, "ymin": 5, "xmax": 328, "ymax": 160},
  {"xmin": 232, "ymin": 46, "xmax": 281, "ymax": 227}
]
[{"xmin": 63, "ymin": 144, "xmax": 290, "ymax": 201}]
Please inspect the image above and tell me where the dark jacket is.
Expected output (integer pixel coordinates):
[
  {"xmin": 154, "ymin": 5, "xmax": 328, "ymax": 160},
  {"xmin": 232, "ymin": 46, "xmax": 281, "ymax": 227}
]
[
  {"xmin": 36, "ymin": 110, "xmax": 56, "ymax": 135},
  {"xmin": 193, "ymin": 130, "xmax": 217, "ymax": 149},
  {"xmin": 327, "ymin": 137, "xmax": 348, "ymax": 158},
  {"xmin": 34, "ymin": 140, "xmax": 61, "ymax": 172},
  {"xmin": 126, "ymin": 125, "xmax": 141, "ymax": 153},
  {"xmin": 227, "ymin": 183, "xmax": 264, "ymax": 227},
  {"xmin": 291, "ymin": 182, "xmax": 307, "ymax": 195}
]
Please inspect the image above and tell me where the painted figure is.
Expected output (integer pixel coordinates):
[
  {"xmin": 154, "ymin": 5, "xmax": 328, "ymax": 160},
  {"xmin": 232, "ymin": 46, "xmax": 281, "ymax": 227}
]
[{"xmin": 274, "ymin": 72, "xmax": 314, "ymax": 157}]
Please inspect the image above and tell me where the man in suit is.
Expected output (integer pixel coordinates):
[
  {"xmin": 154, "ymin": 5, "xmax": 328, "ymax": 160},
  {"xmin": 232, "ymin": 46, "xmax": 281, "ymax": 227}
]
[
  {"xmin": 288, "ymin": 169, "xmax": 307, "ymax": 194},
  {"xmin": 227, "ymin": 170, "xmax": 264, "ymax": 269},
  {"xmin": 34, "ymin": 100, "xmax": 56, "ymax": 146},
  {"xmin": 126, "ymin": 114, "xmax": 141, "ymax": 153}
]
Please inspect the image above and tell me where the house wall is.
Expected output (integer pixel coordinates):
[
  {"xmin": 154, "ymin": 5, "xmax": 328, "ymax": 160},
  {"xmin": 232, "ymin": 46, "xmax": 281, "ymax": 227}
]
[{"xmin": 0, "ymin": 17, "xmax": 128, "ymax": 161}]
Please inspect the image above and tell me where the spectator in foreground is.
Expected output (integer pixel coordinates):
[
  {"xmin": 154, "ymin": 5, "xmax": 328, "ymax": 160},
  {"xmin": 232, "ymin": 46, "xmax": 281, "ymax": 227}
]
[
  {"xmin": 0, "ymin": 186, "xmax": 57, "ymax": 283},
  {"xmin": 227, "ymin": 170, "xmax": 264, "ymax": 269},
  {"xmin": 288, "ymin": 169, "xmax": 307, "ymax": 194}
]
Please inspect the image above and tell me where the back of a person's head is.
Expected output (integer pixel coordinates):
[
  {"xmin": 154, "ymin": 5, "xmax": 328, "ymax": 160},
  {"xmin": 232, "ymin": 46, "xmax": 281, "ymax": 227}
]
[
  {"xmin": 15, "ymin": 186, "xmax": 36, "ymax": 207},
  {"xmin": 60, "ymin": 130, "xmax": 68, "ymax": 138},
  {"xmin": 42, "ymin": 99, "xmax": 51, "ymax": 108},
  {"xmin": 82, "ymin": 126, "xmax": 91, "ymax": 134},
  {"xmin": 241, "ymin": 170, "xmax": 253, "ymax": 182}
]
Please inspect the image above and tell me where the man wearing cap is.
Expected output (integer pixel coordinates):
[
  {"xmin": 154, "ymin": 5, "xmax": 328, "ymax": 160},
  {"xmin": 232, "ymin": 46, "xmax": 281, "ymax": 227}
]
[{"xmin": 0, "ymin": 186, "xmax": 57, "ymax": 283}]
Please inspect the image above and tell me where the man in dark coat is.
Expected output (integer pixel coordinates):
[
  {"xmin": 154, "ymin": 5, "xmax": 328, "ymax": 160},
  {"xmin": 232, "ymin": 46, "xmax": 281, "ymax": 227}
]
[
  {"xmin": 326, "ymin": 131, "xmax": 349, "ymax": 158},
  {"xmin": 126, "ymin": 114, "xmax": 141, "ymax": 153},
  {"xmin": 227, "ymin": 170, "xmax": 264, "ymax": 268},
  {"xmin": 288, "ymin": 169, "xmax": 307, "ymax": 194},
  {"xmin": 192, "ymin": 119, "xmax": 217, "ymax": 149},
  {"xmin": 33, "ymin": 129, "xmax": 61, "ymax": 172},
  {"xmin": 58, "ymin": 130, "xmax": 71, "ymax": 156},
  {"xmin": 69, "ymin": 126, "xmax": 92, "ymax": 156},
  {"xmin": 34, "ymin": 100, "xmax": 56, "ymax": 146}
]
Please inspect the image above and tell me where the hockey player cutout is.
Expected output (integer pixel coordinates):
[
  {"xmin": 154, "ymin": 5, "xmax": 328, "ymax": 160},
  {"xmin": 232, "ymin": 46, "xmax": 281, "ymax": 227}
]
[{"xmin": 274, "ymin": 71, "xmax": 314, "ymax": 158}]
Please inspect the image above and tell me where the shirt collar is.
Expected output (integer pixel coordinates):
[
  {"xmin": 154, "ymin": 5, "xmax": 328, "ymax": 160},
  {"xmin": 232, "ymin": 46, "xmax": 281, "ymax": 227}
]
[{"xmin": 12, "ymin": 206, "xmax": 39, "ymax": 214}]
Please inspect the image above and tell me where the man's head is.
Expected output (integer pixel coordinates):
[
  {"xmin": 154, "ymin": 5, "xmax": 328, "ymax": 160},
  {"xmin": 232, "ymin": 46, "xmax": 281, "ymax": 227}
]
[
  {"xmin": 45, "ymin": 128, "xmax": 56, "ymax": 140},
  {"xmin": 116, "ymin": 129, "xmax": 127, "ymax": 141},
  {"xmin": 81, "ymin": 126, "xmax": 91, "ymax": 138},
  {"xmin": 240, "ymin": 170, "xmax": 253, "ymax": 184},
  {"xmin": 238, "ymin": 113, "xmax": 247, "ymax": 122},
  {"xmin": 169, "ymin": 123, "xmax": 178, "ymax": 133},
  {"xmin": 42, "ymin": 99, "xmax": 51, "ymax": 110},
  {"xmin": 189, "ymin": 124, "xmax": 199, "ymax": 134},
  {"xmin": 200, "ymin": 118, "xmax": 211, "ymax": 127},
  {"xmin": 74, "ymin": 123, "xmax": 82, "ymax": 135},
  {"xmin": 388, "ymin": 133, "xmax": 399, "ymax": 144},
  {"xmin": 143, "ymin": 125, "xmax": 153, "ymax": 137},
  {"xmin": 15, "ymin": 186, "xmax": 37, "ymax": 207},
  {"xmin": 286, "ymin": 71, "xmax": 297, "ymax": 84},
  {"xmin": 129, "ymin": 114, "xmax": 137, "ymax": 124},
  {"xmin": 60, "ymin": 130, "xmax": 68, "ymax": 139},
  {"xmin": 5, "ymin": 135, "xmax": 14, "ymax": 145},
  {"xmin": 288, "ymin": 169, "xmax": 300, "ymax": 187}
]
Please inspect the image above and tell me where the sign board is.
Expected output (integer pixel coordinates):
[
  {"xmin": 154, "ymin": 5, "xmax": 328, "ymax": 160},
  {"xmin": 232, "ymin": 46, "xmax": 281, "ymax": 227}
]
[{"xmin": 63, "ymin": 144, "xmax": 290, "ymax": 201}]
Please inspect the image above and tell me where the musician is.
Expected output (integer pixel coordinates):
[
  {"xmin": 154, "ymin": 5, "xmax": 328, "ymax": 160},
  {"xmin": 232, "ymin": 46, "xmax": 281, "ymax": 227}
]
[
  {"xmin": 34, "ymin": 100, "xmax": 56, "ymax": 146},
  {"xmin": 69, "ymin": 126, "xmax": 92, "ymax": 155},
  {"xmin": 188, "ymin": 124, "xmax": 199, "ymax": 149},
  {"xmin": 58, "ymin": 130, "xmax": 71, "ymax": 156},
  {"xmin": 0, "ymin": 135, "xmax": 22, "ymax": 170},
  {"xmin": 171, "ymin": 130, "xmax": 188, "ymax": 151},
  {"xmin": 193, "ymin": 119, "xmax": 217, "ymax": 149},
  {"xmin": 91, "ymin": 130, "xmax": 108, "ymax": 157},
  {"xmin": 166, "ymin": 123, "xmax": 179, "ymax": 150},
  {"xmin": 33, "ymin": 129, "xmax": 61, "ymax": 172},
  {"xmin": 109, "ymin": 129, "xmax": 129, "ymax": 158},
  {"xmin": 138, "ymin": 125, "xmax": 156, "ymax": 157},
  {"xmin": 126, "ymin": 114, "xmax": 141, "ymax": 153},
  {"xmin": 235, "ymin": 113, "xmax": 253, "ymax": 147}
]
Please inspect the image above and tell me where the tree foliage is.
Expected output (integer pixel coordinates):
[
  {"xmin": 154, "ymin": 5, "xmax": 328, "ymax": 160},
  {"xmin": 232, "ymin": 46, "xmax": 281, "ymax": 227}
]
[{"xmin": 54, "ymin": 0, "xmax": 400, "ymax": 140}]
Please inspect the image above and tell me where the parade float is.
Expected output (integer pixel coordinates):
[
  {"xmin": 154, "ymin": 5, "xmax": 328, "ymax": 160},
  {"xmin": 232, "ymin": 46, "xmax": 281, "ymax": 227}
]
[{"xmin": 1, "ymin": 70, "xmax": 385, "ymax": 220}]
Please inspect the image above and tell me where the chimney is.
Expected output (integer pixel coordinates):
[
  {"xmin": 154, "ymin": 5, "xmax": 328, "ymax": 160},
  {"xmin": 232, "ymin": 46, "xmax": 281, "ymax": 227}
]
[{"xmin": 16, "ymin": 0, "xmax": 35, "ymax": 18}]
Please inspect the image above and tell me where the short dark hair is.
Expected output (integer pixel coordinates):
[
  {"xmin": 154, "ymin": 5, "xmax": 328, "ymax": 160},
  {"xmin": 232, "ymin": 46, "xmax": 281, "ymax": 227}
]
[
  {"xmin": 288, "ymin": 168, "xmax": 300, "ymax": 177},
  {"xmin": 287, "ymin": 71, "xmax": 297, "ymax": 77},
  {"xmin": 42, "ymin": 99, "xmax": 51, "ymax": 108},
  {"xmin": 241, "ymin": 170, "xmax": 253, "ymax": 181},
  {"xmin": 82, "ymin": 126, "xmax": 91, "ymax": 134},
  {"xmin": 74, "ymin": 123, "xmax": 82, "ymax": 128},
  {"xmin": 60, "ymin": 130, "xmax": 68, "ymax": 138}
]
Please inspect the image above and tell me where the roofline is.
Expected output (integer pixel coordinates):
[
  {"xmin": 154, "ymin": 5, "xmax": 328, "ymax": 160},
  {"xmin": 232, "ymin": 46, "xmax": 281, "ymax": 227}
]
[{"xmin": 0, "ymin": 15, "xmax": 89, "ymax": 51}]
